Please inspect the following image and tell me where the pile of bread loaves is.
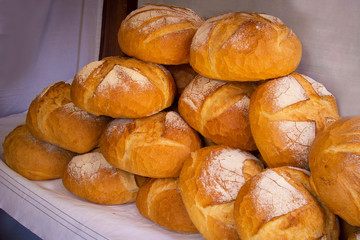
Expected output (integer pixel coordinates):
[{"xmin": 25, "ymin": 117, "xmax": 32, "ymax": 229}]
[{"xmin": 2, "ymin": 3, "xmax": 360, "ymax": 240}]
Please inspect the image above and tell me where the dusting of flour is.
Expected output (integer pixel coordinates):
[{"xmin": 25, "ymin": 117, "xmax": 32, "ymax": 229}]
[
  {"xmin": 252, "ymin": 170, "xmax": 308, "ymax": 222},
  {"xmin": 275, "ymin": 120, "xmax": 316, "ymax": 166},
  {"xmin": 97, "ymin": 65, "xmax": 151, "ymax": 93},
  {"xmin": 182, "ymin": 76, "xmax": 225, "ymax": 111},
  {"xmin": 200, "ymin": 148, "xmax": 259, "ymax": 203},
  {"xmin": 302, "ymin": 75, "xmax": 333, "ymax": 97},
  {"xmin": 165, "ymin": 111, "xmax": 188, "ymax": 131},
  {"xmin": 76, "ymin": 60, "xmax": 104, "ymax": 84},
  {"xmin": 61, "ymin": 102, "xmax": 96, "ymax": 120},
  {"xmin": 269, "ymin": 75, "xmax": 309, "ymax": 112},
  {"xmin": 67, "ymin": 152, "xmax": 115, "ymax": 181}
]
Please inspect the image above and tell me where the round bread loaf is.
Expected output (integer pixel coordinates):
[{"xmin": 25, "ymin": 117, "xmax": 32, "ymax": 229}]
[
  {"xmin": 2, "ymin": 125, "xmax": 75, "ymax": 180},
  {"xmin": 234, "ymin": 167, "xmax": 339, "ymax": 240},
  {"xmin": 62, "ymin": 152, "xmax": 140, "ymax": 205},
  {"xmin": 136, "ymin": 178, "xmax": 198, "ymax": 233},
  {"xmin": 309, "ymin": 117, "xmax": 360, "ymax": 226},
  {"xmin": 179, "ymin": 145, "xmax": 263, "ymax": 240},
  {"xmin": 190, "ymin": 12, "xmax": 302, "ymax": 81},
  {"xmin": 71, "ymin": 57, "xmax": 176, "ymax": 118},
  {"xmin": 100, "ymin": 111, "xmax": 202, "ymax": 178},
  {"xmin": 166, "ymin": 64, "xmax": 197, "ymax": 99},
  {"xmin": 178, "ymin": 75, "xmax": 258, "ymax": 151},
  {"xmin": 249, "ymin": 72, "xmax": 339, "ymax": 169},
  {"xmin": 26, "ymin": 81, "xmax": 110, "ymax": 153},
  {"xmin": 118, "ymin": 4, "xmax": 204, "ymax": 65}
]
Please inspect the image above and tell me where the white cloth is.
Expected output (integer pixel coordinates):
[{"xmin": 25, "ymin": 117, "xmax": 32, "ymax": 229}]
[
  {"xmin": 139, "ymin": 0, "xmax": 360, "ymax": 117},
  {"xmin": 0, "ymin": 112, "xmax": 204, "ymax": 240},
  {"xmin": 0, "ymin": 0, "xmax": 103, "ymax": 117}
]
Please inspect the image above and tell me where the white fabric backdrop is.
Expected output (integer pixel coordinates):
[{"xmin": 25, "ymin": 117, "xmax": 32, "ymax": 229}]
[
  {"xmin": 0, "ymin": 0, "xmax": 103, "ymax": 117},
  {"xmin": 138, "ymin": 0, "xmax": 360, "ymax": 118}
]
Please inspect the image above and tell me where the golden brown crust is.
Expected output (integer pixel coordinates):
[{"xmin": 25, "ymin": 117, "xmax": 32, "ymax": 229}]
[
  {"xmin": 309, "ymin": 117, "xmax": 360, "ymax": 227},
  {"xmin": 62, "ymin": 152, "xmax": 139, "ymax": 205},
  {"xmin": 179, "ymin": 145, "xmax": 263, "ymax": 240},
  {"xmin": 26, "ymin": 81, "xmax": 110, "ymax": 153},
  {"xmin": 234, "ymin": 167, "xmax": 339, "ymax": 240},
  {"xmin": 71, "ymin": 57, "xmax": 176, "ymax": 118},
  {"xmin": 136, "ymin": 178, "xmax": 198, "ymax": 233},
  {"xmin": 249, "ymin": 72, "xmax": 339, "ymax": 169},
  {"xmin": 189, "ymin": 12, "xmax": 302, "ymax": 81},
  {"xmin": 165, "ymin": 64, "xmax": 197, "ymax": 99},
  {"xmin": 100, "ymin": 111, "xmax": 201, "ymax": 178},
  {"xmin": 2, "ymin": 125, "xmax": 76, "ymax": 180},
  {"xmin": 118, "ymin": 4, "xmax": 204, "ymax": 65},
  {"xmin": 178, "ymin": 75, "xmax": 258, "ymax": 150}
]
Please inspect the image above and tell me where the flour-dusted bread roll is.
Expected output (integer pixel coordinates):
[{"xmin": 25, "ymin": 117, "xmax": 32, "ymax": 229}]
[
  {"xmin": 2, "ymin": 125, "xmax": 75, "ymax": 180},
  {"xmin": 178, "ymin": 75, "xmax": 258, "ymax": 151},
  {"xmin": 118, "ymin": 4, "xmax": 204, "ymax": 65},
  {"xmin": 179, "ymin": 145, "xmax": 263, "ymax": 240},
  {"xmin": 62, "ymin": 152, "xmax": 141, "ymax": 205},
  {"xmin": 166, "ymin": 64, "xmax": 197, "ymax": 99},
  {"xmin": 249, "ymin": 72, "xmax": 339, "ymax": 169},
  {"xmin": 136, "ymin": 178, "xmax": 198, "ymax": 233},
  {"xmin": 190, "ymin": 12, "xmax": 302, "ymax": 81},
  {"xmin": 100, "ymin": 111, "xmax": 201, "ymax": 178},
  {"xmin": 234, "ymin": 167, "xmax": 339, "ymax": 240},
  {"xmin": 26, "ymin": 81, "xmax": 110, "ymax": 153},
  {"xmin": 309, "ymin": 117, "xmax": 360, "ymax": 226},
  {"xmin": 71, "ymin": 57, "xmax": 176, "ymax": 118}
]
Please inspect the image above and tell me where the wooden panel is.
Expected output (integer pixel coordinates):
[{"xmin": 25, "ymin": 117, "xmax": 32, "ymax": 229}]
[{"xmin": 99, "ymin": 0, "xmax": 138, "ymax": 59}]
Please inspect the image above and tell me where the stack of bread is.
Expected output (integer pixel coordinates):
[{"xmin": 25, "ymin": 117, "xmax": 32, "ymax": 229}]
[{"xmin": 2, "ymin": 3, "xmax": 359, "ymax": 239}]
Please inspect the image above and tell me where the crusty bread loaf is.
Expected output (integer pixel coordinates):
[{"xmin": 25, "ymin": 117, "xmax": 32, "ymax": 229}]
[
  {"xmin": 136, "ymin": 178, "xmax": 198, "ymax": 233},
  {"xmin": 178, "ymin": 75, "xmax": 258, "ymax": 151},
  {"xmin": 118, "ymin": 4, "xmax": 204, "ymax": 65},
  {"xmin": 62, "ymin": 152, "xmax": 140, "ymax": 205},
  {"xmin": 165, "ymin": 64, "xmax": 197, "ymax": 99},
  {"xmin": 71, "ymin": 57, "xmax": 176, "ymax": 118},
  {"xmin": 190, "ymin": 12, "xmax": 302, "ymax": 81},
  {"xmin": 249, "ymin": 72, "xmax": 339, "ymax": 169},
  {"xmin": 179, "ymin": 145, "xmax": 263, "ymax": 240},
  {"xmin": 2, "ymin": 125, "xmax": 76, "ymax": 180},
  {"xmin": 234, "ymin": 167, "xmax": 339, "ymax": 240},
  {"xmin": 100, "ymin": 111, "xmax": 202, "ymax": 178},
  {"xmin": 309, "ymin": 117, "xmax": 360, "ymax": 226},
  {"xmin": 26, "ymin": 81, "xmax": 110, "ymax": 153}
]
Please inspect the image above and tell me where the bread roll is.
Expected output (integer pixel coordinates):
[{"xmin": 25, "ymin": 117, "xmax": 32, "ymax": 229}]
[
  {"xmin": 2, "ymin": 125, "xmax": 75, "ymax": 180},
  {"xmin": 309, "ymin": 117, "xmax": 360, "ymax": 226},
  {"xmin": 100, "ymin": 111, "xmax": 201, "ymax": 178},
  {"xmin": 71, "ymin": 57, "xmax": 176, "ymax": 118},
  {"xmin": 166, "ymin": 64, "xmax": 197, "ymax": 99},
  {"xmin": 26, "ymin": 81, "xmax": 110, "ymax": 153},
  {"xmin": 190, "ymin": 12, "xmax": 302, "ymax": 81},
  {"xmin": 118, "ymin": 4, "xmax": 204, "ymax": 65},
  {"xmin": 136, "ymin": 178, "xmax": 198, "ymax": 233},
  {"xmin": 249, "ymin": 72, "xmax": 339, "ymax": 169},
  {"xmin": 178, "ymin": 75, "xmax": 258, "ymax": 151},
  {"xmin": 234, "ymin": 167, "xmax": 339, "ymax": 240},
  {"xmin": 179, "ymin": 145, "xmax": 263, "ymax": 240},
  {"xmin": 62, "ymin": 152, "xmax": 140, "ymax": 205}
]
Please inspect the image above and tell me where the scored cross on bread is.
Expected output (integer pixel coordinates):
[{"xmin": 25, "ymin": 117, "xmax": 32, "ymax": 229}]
[{"xmin": 249, "ymin": 72, "xmax": 339, "ymax": 169}]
